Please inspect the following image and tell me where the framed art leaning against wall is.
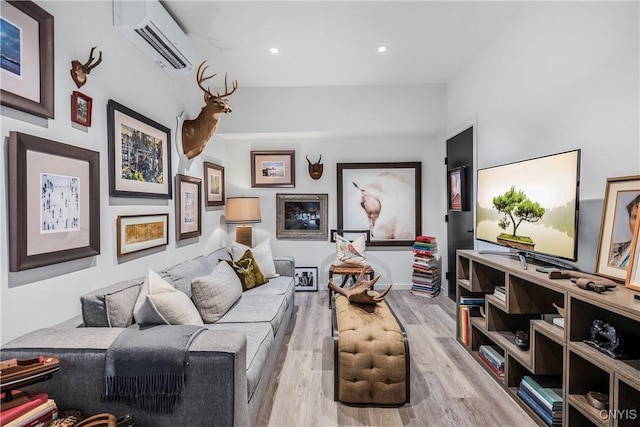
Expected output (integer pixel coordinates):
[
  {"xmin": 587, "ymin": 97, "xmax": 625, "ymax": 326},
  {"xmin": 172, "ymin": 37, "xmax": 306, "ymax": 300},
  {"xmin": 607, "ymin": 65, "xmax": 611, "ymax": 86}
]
[{"xmin": 8, "ymin": 131, "xmax": 100, "ymax": 271}]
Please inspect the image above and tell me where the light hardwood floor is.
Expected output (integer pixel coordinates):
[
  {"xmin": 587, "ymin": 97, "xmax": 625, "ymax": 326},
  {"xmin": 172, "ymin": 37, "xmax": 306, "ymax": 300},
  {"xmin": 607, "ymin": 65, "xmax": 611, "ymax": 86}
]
[{"xmin": 255, "ymin": 290, "xmax": 538, "ymax": 427}]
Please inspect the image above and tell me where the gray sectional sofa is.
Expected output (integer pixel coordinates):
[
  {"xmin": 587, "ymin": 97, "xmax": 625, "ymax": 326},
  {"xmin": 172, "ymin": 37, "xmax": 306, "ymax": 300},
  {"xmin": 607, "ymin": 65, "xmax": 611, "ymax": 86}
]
[{"xmin": 1, "ymin": 247, "xmax": 296, "ymax": 426}]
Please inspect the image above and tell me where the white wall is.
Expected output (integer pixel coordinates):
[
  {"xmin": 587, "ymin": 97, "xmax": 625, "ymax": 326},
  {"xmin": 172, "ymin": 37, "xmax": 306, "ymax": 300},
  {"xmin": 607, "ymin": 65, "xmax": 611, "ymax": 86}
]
[{"xmin": 446, "ymin": 1, "xmax": 639, "ymax": 273}]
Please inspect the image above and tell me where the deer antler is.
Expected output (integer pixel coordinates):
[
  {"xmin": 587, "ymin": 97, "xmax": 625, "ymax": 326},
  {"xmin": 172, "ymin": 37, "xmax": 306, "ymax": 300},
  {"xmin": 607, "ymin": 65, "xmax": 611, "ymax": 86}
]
[
  {"xmin": 329, "ymin": 269, "xmax": 393, "ymax": 305},
  {"xmin": 196, "ymin": 61, "xmax": 216, "ymax": 96},
  {"xmin": 84, "ymin": 46, "xmax": 102, "ymax": 71},
  {"xmin": 216, "ymin": 73, "xmax": 238, "ymax": 98}
]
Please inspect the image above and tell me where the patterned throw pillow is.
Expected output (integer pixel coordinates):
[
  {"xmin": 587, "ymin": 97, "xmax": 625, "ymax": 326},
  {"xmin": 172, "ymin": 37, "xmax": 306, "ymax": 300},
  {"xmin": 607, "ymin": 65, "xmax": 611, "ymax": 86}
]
[
  {"xmin": 191, "ymin": 261, "xmax": 243, "ymax": 323},
  {"xmin": 335, "ymin": 234, "xmax": 368, "ymax": 267},
  {"xmin": 224, "ymin": 250, "xmax": 269, "ymax": 291}
]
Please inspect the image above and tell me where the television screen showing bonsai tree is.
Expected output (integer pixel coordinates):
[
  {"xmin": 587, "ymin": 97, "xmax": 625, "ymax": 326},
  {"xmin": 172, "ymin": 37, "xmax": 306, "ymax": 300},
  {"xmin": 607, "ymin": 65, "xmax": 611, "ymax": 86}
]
[{"xmin": 476, "ymin": 150, "xmax": 581, "ymax": 261}]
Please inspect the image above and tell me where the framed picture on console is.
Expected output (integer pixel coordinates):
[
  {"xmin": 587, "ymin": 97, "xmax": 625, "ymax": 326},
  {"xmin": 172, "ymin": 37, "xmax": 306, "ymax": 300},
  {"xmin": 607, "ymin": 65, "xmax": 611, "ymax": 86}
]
[
  {"xmin": 295, "ymin": 266, "xmax": 318, "ymax": 292},
  {"xmin": 595, "ymin": 175, "xmax": 640, "ymax": 281}
]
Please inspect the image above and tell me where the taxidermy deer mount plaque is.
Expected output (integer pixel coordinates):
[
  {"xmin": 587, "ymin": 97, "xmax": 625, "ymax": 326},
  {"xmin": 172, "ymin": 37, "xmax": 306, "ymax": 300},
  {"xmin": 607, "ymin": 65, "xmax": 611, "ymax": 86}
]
[
  {"xmin": 70, "ymin": 47, "xmax": 102, "ymax": 89},
  {"xmin": 181, "ymin": 61, "xmax": 238, "ymax": 160},
  {"xmin": 306, "ymin": 155, "xmax": 324, "ymax": 180}
]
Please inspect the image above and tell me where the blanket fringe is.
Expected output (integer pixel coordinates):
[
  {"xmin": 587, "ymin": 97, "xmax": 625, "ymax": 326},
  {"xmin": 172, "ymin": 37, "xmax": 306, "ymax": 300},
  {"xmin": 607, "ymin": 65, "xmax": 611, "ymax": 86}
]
[{"xmin": 104, "ymin": 374, "xmax": 185, "ymax": 413}]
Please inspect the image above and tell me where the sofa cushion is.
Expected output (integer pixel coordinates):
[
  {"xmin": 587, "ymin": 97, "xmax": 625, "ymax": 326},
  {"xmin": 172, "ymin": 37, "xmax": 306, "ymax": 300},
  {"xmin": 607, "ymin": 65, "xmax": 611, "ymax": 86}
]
[
  {"xmin": 225, "ymin": 250, "xmax": 268, "ymax": 291},
  {"xmin": 160, "ymin": 256, "xmax": 212, "ymax": 296},
  {"xmin": 229, "ymin": 239, "xmax": 279, "ymax": 278},
  {"xmin": 81, "ymin": 278, "xmax": 144, "ymax": 327},
  {"xmin": 243, "ymin": 275, "xmax": 295, "ymax": 310},
  {"xmin": 335, "ymin": 233, "xmax": 367, "ymax": 267},
  {"xmin": 191, "ymin": 261, "xmax": 243, "ymax": 323},
  {"xmin": 205, "ymin": 247, "xmax": 232, "ymax": 268},
  {"xmin": 134, "ymin": 269, "xmax": 203, "ymax": 325},
  {"xmin": 216, "ymin": 294, "xmax": 287, "ymax": 337}
]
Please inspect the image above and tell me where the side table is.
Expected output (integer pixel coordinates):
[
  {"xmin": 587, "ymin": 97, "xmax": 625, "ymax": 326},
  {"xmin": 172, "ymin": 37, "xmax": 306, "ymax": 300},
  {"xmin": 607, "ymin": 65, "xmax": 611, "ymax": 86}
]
[{"xmin": 328, "ymin": 265, "xmax": 374, "ymax": 309}]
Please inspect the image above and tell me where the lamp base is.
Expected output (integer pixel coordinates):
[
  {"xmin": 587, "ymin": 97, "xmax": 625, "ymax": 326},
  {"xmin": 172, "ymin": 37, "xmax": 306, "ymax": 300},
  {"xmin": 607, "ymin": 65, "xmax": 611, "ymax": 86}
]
[{"xmin": 235, "ymin": 225, "xmax": 253, "ymax": 247}]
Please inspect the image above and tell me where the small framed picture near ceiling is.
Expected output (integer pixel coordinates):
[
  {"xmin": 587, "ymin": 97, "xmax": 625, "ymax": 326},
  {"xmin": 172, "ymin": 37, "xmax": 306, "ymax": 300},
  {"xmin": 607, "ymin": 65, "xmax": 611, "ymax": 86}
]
[
  {"xmin": 276, "ymin": 193, "xmax": 328, "ymax": 240},
  {"xmin": 117, "ymin": 213, "xmax": 169, "ymax": 257},
  {"xmin": 71, "ymin": 91, "xmax": 92, "ymax": 127},
  {"xmin": 176, "ymin": 174, "xmax": 202, "ymax": 241},
  {"xmin": 337, "ymin": 162, "xmax": 422, "ymax": 247},
  {"xmin": 295, "ymin": 266, "xmax": 318, "ymax": 292},
  {"xmin": 107, "ymin": 99, "xmax": 172, "ymax": 199},
  {"xmin": 204, "ymin": 161, "xmax": 224, "ymax": 207},
  {"xmin": 0, "ymin": 0, "xmax": 54, "ymax": 119},
  {"xmin": 8, "ymin": 132, "xmax": 100, "ymax": 271},
  {"xmin": 251, "ymin": 150, "xmax": 295, "ymax": 188}
]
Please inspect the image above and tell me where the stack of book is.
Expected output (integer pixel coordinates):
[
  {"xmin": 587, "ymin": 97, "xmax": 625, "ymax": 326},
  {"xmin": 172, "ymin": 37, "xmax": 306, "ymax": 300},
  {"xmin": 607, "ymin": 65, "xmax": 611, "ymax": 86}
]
[
  {"xmin": 0, "ymin": 391, "xmax": 58, "ymax": 426},
  {"xmin": 477, "ymin": 345, "xmax": 505, "ymax": 377},
  {"xmin": 410, "ymin": 236, "xmax": 440, "ymax": 298},
  {"xmin": 458, "ymin": 296, "xmax": 485, "ymax": 345},
  {"xmin": 493, "ymin": 285, "xmax": 506, "ymax": 301},
  {"xmin": 517, "ymin": 375, "xmax": 563, "ymax": 426}
]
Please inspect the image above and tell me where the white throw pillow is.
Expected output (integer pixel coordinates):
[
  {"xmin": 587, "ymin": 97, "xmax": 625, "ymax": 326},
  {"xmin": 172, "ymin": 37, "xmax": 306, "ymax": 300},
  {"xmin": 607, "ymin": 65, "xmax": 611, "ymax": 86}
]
[
  {"xmin": 335, "ymin": 234, "xmax": 368, "ymax": 267},
  {"xmin": 191, "ymin": 261, "xmax": 243, "ymax": 323},
  {"xmin": 229, "ymin": 239, "xmax": 279, "ymax": 278},
  {"xmin": 133, "ymin": 269, "xmax": 203, "ymax": 325}
]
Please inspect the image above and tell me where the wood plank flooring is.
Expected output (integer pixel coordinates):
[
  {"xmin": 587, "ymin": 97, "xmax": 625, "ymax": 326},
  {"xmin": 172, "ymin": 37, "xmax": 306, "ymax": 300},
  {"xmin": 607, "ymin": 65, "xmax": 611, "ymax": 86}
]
[{"xmin": 256, "ymin": 290, "xmax": 537, "ymax": 427}]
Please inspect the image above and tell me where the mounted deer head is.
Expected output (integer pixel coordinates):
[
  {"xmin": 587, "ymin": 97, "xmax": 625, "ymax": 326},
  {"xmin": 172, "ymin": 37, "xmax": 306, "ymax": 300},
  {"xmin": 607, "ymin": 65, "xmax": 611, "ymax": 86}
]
[
  {"xmin": 70, "ymin": 46, "xmax": 102, "ymax": 89},
  {"xmin": 306, "ymin": 155, "xmax": 323, "ymax": 180},
  {"xmin": 181, "ymin": 61, "xmax": 238, "ymax": 160}
]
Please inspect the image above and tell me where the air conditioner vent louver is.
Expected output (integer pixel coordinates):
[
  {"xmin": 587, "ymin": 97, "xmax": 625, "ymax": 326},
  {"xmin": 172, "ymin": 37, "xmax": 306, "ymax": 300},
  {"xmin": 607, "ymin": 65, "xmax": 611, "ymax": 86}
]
[{"xmin": 135, "ymin": 24, "xmax": 188, "ymax": 70}]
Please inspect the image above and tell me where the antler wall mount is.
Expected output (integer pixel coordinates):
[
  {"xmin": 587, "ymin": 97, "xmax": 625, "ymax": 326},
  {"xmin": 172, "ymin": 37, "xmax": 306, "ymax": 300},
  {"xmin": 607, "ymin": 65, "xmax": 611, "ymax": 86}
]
[
  {"xmin": 306, "ymin": 155, "xmax": 324, "ymax": 180},
  {"xmin": 70, "ymin": 47, "xmax": 102, "ymax": 89}
]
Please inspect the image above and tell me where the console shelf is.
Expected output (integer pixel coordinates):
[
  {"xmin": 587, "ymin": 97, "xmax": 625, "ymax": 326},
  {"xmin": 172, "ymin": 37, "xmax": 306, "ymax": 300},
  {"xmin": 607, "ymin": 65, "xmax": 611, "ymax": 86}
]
[{"xmin": 456, "ymin": 250, "xmax": 640, "ymax": 427}]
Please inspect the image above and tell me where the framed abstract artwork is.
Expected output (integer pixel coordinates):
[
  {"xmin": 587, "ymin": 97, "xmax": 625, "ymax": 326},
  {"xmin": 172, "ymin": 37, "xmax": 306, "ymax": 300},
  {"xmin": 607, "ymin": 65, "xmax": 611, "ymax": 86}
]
[
  {"xmin": 276, "ymin": 193, "xmax": 328, "ymax": 240},
  {"xmin": 107, "ymin": 99, "xmax": 172, "ymax": 199},
  {"xmin": 116, "ymin": 214, "xmax": 169, "ymax": 257},
  {"xmin": 0, "ymin": 0, "xmax": 54, "ymax": 119},
  {"xmin": 251, "ymin": 150, "xmax": 295, "ymax": 188},
  {"xmin": 295, "ymin": 266, "xmax": 318, "ymax": 292},
  {"xmin": 595, "ymin": 175, "xmax": 640, "ymax": 281},
  {"xmin": 71, "ymin": 91, "xmax": 92, "ymax": 127},
  {"xmin": 8, "ymin": 132, "xmax": 100, "ymax": 271},
  {"xmin": 176, "ymin": 174, "xmax": 202, "ymax": 240},
  {"xmin": 337, "ymin": 162, "xmax": 422, "ymax": 246},
  {"xmin": 204, "ymin": 161, "xmax": 225, "ymax": 207}
]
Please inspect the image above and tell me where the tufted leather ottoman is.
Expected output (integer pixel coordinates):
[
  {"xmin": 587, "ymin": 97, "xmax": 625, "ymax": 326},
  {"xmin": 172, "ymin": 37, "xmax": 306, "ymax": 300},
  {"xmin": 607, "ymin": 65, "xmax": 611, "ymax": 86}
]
[{"xmin": 331, "ymin": 294, "xmax": 410, "ymax": 405}]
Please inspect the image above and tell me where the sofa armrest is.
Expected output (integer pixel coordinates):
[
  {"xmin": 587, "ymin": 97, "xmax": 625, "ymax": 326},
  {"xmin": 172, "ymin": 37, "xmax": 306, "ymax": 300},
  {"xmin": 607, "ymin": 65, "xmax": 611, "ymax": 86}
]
[{"xmin": 273, "ymin": 256, "xmax": 295, "ymax": 277}]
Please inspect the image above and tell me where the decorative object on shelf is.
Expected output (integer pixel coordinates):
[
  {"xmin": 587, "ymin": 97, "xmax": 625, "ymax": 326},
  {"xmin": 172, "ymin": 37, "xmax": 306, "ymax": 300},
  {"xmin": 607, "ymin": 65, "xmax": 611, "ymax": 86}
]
[
  {"xmin": 595, "ymin": 175, "xmax": 640, "ymax": 281},
  {"xmin": 328, "ymin": 269, "xmax": 391, "ymax": 305},
  {"xmin": 180, "ymin": 61, "xmax": 237, "ymax": 160},
  {"xmin": 251, "ymin": 150, "xmax": 295, "ymax": 188},
  {"xmin": 225, "ymin": 197, "xmax": 261, "ymax": 246},
  {"xmin": 295, "ymin": 267, "xmax": 318, "ymax": 292},
  {"xmin": 552, "ymin": 302, "xmax": 565, "ymax": 317},
  {"xmin": 337, "ymin": 162, "xmax": 422, "ymax": 247},
  {"xmin": 204, "ymin": 161, "xmax": 224, "ymax": 207},
  {"xmin": 306, "ymin": 154, "xmax": 323, "ymax": 180},
  {"xmin": 276, "ymin": 193, "xmax": 328, "ymax": 240},
  {"xmin": 548, "ymin": 270, "xmax": 617, "ymax": 293},
  {"xmin": 107, "ymin": 99, "xmax": 172, "ymax": 199},
  {"xmin": 8, "ymin": 132, "xmax": 100, "ymax": 271},
  {"xmin": 175, "ymin": 174, "xmax": 202, "ymax": 240},
  {"xmin": 625, "ymin": 211, "xmax": 640, "ymax": 291},
  {"xmin": 448, "ymin": 166, "xmax": 467, "ymax": 211},
  {"xmin": 116, "ymin": 214, "xmax": 169, "ymax": 257},
  {"xmin": 70, "ymin": 91, "xmax": 92, "ymax": 127},
  {"xmin": 70, "ymin": 46, "xmax": 102, "ymax": 89},
  {"xmin": 0, "ymin": 0, "xmax": 54, "ymax": 119},
  {"xmin": 514, "ymin": 329, "xmax": 530, "ymax": 351},
  {"xmin": 583, "ymin": 318, "xmax": 628, "ymax": 359},
  {"xmin": 586, "ymin": 391, "xmax": 609, "ymax": 410}
]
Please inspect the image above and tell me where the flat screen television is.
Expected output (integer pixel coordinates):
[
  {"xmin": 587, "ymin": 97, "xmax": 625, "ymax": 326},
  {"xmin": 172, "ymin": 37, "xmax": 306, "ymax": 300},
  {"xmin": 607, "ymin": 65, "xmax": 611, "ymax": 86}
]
[{"xmin": 476, "ymin": 149, "xmax": 581, "ymax": 268}]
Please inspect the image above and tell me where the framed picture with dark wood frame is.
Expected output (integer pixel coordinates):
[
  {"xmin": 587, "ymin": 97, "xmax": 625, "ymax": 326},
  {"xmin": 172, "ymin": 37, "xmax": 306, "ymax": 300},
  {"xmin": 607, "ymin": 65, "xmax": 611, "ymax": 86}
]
[
  {"xmin": 175, "ymin": 174, "xmax": 202, "ymax": 240},
  {"xmin": 595, "ymin": 175, "xmax": 640, "ymax": 281},
  {"xmin": 117, "ymin": 213, "xmax": 169, "ymax": 257},
  {"xmin": 625, "ymin": 216, "xmax": 640, "ymax": 292},
  {"xmin": 295, "ymin": 266, "xmax": 318, "ymax": 292},
  {"xmin": 8, "ymin": 132, "xmax": 100, "ymax": 271},
  {"xmin": 276, "ymin": 193, "xmax": 328, "ymax": 240},
  {"xmin": 0, "ymin": 1, "xmax": 54, "ymax": 119},
  {"xmin": 204, "ymin": 161, "xmax": 224, "ymax": 207},
  {"xmin": 448, "ymin": 166, "xmax": 467, "ymax": 211},
  {"xmin": 107, "ymin": 99, "xmax": 172, "ymax": 199},
  {"xmin": 71, "ymin": 91, "xmax": 92, "ymax": 127},
  {"xmin": 337, "ymin": 162, "xmax": 421, "ymax": 247},
  {"xmin": 251, "ymin": 150, "xmax": 295, "ymax": 188}
]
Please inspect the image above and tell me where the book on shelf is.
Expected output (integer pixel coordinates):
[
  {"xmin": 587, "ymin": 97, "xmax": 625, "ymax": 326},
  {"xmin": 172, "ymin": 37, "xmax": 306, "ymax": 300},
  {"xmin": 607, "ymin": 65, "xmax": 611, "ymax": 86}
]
[
  {"xmin": 415, "ymin": 235, "xmax": 436, "ymax": 243},
  {"xmin": 459, "ymin": 296, "xmax": 485, "ymax": 305},
  {"xmin": 411, "ymin": 288, "xmax": 440, "ymax": 298},
  {"xmin": 459, "ymin": 305, "xmax": 470, "ymax": 345},
  {"xmin": 552, "ymin": 317, "xmax": 564, "ymax": 329},
  {"xmin": 0, "ymin": 392, "xmax": 49, "ymax": 425},
  {"xmin": 517, "ymin": 388, "xmax": 561, "ymax": 426},
  {"xmin": 521, "ymin": 376, "xmax": 563, "ymax": 409},
  {"xmin": 492, "ymin": 286, "xmax": 506, "ymax": 301},
  {"xmin": 478, "ymin": 345, "xmax": 504, "ymax": 367},
  {"xmin": 477, "ymin": 352, "xmax": 505, "ymax": 377},
  {"xmin": 3, "ymin": 399, "xmax": 58, "ymax": 427},
  {"xmin": 478, "ymin": 347, "xmax": 504, "ymax": 370},
  {"xmin": 519, "ymin": 381, "xmax": 562, "ymax": 415}
]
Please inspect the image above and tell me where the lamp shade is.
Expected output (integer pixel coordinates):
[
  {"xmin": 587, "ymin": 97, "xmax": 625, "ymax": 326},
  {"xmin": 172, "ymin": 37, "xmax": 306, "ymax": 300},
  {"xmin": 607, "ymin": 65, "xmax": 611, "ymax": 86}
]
[{"xmin": 225, "ymin": 197, "xmax": 261, "ymax": 223}]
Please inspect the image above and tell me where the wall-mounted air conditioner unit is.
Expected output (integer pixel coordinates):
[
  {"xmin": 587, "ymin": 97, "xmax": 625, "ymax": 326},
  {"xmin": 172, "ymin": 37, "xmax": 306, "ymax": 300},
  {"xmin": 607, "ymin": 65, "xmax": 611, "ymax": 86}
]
[{"xmin": 113, "ymin": 0, "xmax": 193, "ymax": 75}]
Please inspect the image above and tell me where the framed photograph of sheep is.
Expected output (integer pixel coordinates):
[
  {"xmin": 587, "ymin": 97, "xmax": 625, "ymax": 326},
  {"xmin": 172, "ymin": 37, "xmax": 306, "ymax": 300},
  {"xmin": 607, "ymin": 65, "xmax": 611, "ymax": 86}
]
[
  {"xmin": 337, "ymin": 162, "xmax": 422, "ymax": 247},
  {"xmin": 276, "ymin": 193, "xmax": 328, "ymax": 240},
  {"xmin": 295, "ymin": 266, "xmax": 318, "ymax": 292}
]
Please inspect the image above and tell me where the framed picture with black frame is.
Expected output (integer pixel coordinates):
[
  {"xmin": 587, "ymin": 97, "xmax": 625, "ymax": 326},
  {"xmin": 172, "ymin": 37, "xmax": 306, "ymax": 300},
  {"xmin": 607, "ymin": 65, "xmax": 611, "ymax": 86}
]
[
  {"xmin": 175, "ymin": 174, "xmax": 202, "ymax": 241},
  {"xmin": 295, "ymin": 266, "xmax": 318, "ymax": 292},
  {"xmin": 448, "ymin": 166, "xmax": 468, "ymax": 211}
]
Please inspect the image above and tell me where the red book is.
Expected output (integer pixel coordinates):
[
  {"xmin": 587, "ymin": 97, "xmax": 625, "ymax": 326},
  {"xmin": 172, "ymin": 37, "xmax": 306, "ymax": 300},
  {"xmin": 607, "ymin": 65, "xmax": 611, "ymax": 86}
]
[
  {"xmin": 416, "ymin": 235, "xmax": 436, "ymax": 243},
  {"xmin": 3, "ymin": 399, "xmax": 56, "ymax": 427},
  {"xmin": 477, "ymin": 352, "xmax": 505, "ymax": 377},
  {"xmin": 459, "ymin": 306, "xmax": 469, "ymax": 345},
  {"xmin": 0, "ymin": 392, "xmax": 48, "ymax": 425}
]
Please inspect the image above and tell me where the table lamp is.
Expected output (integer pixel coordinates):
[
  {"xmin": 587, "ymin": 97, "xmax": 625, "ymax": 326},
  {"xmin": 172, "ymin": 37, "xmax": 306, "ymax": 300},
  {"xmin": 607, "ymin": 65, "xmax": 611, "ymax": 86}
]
[{"xmin": 225, "ymin": 196, "xmax": 261, "ymax": 246}]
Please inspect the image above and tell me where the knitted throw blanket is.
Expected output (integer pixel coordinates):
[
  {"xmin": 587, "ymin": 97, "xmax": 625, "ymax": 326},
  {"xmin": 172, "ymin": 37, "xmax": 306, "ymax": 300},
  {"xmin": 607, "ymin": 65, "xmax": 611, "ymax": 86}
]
[{"xmin": 103, "ymin": 324, "xmax": 206, "ymax": 413}]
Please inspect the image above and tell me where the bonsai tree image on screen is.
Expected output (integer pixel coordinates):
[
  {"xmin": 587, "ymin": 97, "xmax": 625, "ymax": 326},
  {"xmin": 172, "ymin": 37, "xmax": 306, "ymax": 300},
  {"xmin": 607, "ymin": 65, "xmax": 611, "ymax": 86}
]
[{"xmin": 493, "ymin": 186, "xmax": 545, "ymax": 251}]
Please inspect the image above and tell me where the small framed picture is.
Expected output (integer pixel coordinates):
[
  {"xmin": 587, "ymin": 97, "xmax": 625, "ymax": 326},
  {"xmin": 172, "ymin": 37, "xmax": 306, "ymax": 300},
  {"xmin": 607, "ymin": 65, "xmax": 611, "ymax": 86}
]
[
  {"xmin": 117, "ymin": 213, "xmax": 169, "ymax": 257},
  {"xmin": 251, "ymin": 150, "xmax": 295, "ymax": 188},
  {"xmin": 204, "ymin": 161, "xmax": 224, "ymax": 207},
  {"xmin": 625, "ymin": 215, "xmax": 640, "ymax": 291},
  {"xmin": 448, "ymin": 166, "xmax": 467, "ymax": 211},
  {"xmin": 295, "ymin": 266, "xmax": 318, "ymax": 292},
  {"xmin": 71, "ymin": 91, "xmax": 92, "ymax": 127},
  {"xmin": 175, "ymin": 174, "xmax": 202, "ymax": 241}
]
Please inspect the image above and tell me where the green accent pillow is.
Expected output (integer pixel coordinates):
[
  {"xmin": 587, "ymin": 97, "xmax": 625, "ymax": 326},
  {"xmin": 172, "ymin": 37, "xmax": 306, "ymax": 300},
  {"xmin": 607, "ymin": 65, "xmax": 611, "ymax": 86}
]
[{"xmin": 224, "ymin": 249, "xmax": 268, "ymax": 291}]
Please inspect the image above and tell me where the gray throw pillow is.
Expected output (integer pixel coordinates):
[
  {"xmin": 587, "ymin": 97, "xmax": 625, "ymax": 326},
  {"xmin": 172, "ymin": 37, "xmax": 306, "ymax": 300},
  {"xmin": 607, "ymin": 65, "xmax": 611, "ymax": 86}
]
[{"xmin": 191, "ymin": 261, "xmax": 243, "ymax": 323}]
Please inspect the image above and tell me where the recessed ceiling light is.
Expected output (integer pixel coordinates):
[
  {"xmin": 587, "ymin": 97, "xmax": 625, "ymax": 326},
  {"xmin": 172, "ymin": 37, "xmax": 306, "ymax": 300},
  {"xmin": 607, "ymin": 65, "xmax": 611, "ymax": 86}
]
[
  {"xmin": 377, "ymin": 46, "xmax": 387, "ymax": 53},
  {"xmin": 270, "ymin": 47, "xmax": 280, "ymax": 54}
]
